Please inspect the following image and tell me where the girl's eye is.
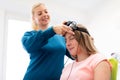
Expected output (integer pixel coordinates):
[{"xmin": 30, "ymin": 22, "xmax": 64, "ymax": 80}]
[{"xmin": 69, "ymin": 36, "xmax": 75, "ymax": 40}]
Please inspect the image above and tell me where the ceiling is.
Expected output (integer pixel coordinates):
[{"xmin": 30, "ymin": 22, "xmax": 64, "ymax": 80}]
[
  {"xmin": 0, "ymin": 0, "xmax": 120, "ymax": 25},
  {"xmin": 0, "ymin": 0, "xmax": 107, "ymax": 19}
]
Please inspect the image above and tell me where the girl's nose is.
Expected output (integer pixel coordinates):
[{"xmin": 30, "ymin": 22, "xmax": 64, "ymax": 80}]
[{"xmin": 66, "ymin": 40, "xmax": 71, "ymax": 47}]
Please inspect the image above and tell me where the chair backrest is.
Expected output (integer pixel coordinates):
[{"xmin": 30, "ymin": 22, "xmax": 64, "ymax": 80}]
[{"xmin": 109, "ymin": 58, "xmax": 118, "ymax": 80}]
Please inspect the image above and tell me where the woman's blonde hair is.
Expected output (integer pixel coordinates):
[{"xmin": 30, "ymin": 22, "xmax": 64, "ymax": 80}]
[
  {"xmin": 74, "ymin": 24, "xmax": 98, "ymax": 54},
  {"xmin": 31, "ymin": 3, "xmax": 45, "ymax": 30}
]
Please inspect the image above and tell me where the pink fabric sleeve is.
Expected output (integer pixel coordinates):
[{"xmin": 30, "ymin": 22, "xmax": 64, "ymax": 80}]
[{"xmin": 90, "ymin": 53, "xmax": 112, "ymax": 70}]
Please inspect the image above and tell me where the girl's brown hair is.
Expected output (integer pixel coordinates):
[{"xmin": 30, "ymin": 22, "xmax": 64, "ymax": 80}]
[{"xmin": 74, "ymin": 24, "xmax": 98, "ymax": 54}]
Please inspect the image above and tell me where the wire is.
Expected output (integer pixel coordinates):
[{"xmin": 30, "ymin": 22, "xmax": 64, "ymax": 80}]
[
  {"xmin": 66, "ymin": 62, "xmax": 74, "ymax": 80},
  {"xmin": 64, "ymin": 57, "xmax": 69, "ymax": 66}
]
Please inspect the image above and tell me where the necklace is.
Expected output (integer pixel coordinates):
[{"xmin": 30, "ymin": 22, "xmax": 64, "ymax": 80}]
[{"xmin": 66, "ymin": 62, "xmax": 74, "ymax": 80}]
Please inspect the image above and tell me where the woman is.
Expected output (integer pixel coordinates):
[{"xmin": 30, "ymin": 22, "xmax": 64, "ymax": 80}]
[
  {"xmin": 60, "ymin": 21, "xmax": 111, "ymax": 80},
  {"xmin": 21, "ymin": 3, "xmax": 73, "ymax": 80}
]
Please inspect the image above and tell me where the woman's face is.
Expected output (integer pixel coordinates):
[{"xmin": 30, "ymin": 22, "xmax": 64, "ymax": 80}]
[
  {"xmin": 65, "ymin": 33, "xmax": 79, "ymax": 57},
  {"xmin": 33, "ymin": 5, "xmax": 50, "ymax": 30}
]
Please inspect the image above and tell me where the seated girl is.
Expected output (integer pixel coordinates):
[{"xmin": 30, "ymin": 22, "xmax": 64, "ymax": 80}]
[{"xmin": 60, "ymin": 21, "xmax": 112, "ymax": 80}]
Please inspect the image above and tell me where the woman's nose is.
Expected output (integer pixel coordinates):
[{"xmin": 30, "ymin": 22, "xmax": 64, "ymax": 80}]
[{"xmin": 42, "ymin": 12, "xmax": 47, "ymax": 16}]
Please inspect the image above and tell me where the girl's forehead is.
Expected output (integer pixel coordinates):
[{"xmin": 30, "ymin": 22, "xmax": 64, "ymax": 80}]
[{"xmin": 65, "ymin": 33, "xmax": 74, "ymax": 39}]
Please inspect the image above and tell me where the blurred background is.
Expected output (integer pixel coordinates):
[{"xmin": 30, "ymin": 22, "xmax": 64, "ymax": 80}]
[{"xmin": 0, "ymin": 0, "xmax": 120, "ymax": 80}]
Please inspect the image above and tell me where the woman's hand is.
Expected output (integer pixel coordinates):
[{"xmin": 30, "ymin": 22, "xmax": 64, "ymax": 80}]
[{"xmin": 53, "ymin": 25, "xmax": 74, "ymax": 36}]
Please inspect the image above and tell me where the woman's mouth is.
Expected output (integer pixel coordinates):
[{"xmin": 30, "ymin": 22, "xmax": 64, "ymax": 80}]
[
  {"xmin": 42, "ymin": 16, "xmax": 49, "ymax": 21},
  {"xmin": 42, "ymin": 18, "xmax": 48, "ymax": 21}
]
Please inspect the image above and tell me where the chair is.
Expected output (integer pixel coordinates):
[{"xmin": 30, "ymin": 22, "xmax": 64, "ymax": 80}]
[{"xmin": 109, "ymin": 58, "xmax": 118, "ymax": 80}]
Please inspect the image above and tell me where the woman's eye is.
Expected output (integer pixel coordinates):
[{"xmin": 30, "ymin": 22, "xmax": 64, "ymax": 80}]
[
  {"xmin": 37, "ymin": 11, "xmax": 42, "ymax": 15},
  {"xmin": 38, "ymin": 13, "xmax": 42, "ymax": 15},
  {"xmin": 45, "ymin": 10, "xmax": 48, "ymax": 13}
]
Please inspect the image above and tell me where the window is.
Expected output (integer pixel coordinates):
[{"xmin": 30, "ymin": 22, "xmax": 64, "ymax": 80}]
[{"xmin": 6, "ymin": 19, "xmax": 31, "ymax": 80}]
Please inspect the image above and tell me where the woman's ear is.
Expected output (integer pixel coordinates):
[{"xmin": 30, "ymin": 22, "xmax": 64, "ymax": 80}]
[
  {"xmin": 32, "ymin": 16, "xmax": 37, "ymax": 25},
  {"xmin": 32, "ymin": 16, "xmax": 35, "ymax": 21}
]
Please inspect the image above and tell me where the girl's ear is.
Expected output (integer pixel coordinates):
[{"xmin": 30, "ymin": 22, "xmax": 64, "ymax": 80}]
[{"xmin": 91, "ymin": 37, "xmax": 94, "ymax": 41}]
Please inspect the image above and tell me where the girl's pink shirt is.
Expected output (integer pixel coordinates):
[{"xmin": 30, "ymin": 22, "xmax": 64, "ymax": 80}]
[{"xmin": 60, "ymin": 53, "xmax": 111, "ymax": 80}]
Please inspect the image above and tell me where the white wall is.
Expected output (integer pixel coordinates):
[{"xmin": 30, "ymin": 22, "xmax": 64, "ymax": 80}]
[
  {"xmin": 0, "ymin": 9, "xmax": 6, "ymax": 80},
  {"xmin": 88, "ymin": 0, "xmax": 120, "ymax": 57},
  {"xmin": 0, "ymin": 9, "xmax": 30, "ymax": 80}
]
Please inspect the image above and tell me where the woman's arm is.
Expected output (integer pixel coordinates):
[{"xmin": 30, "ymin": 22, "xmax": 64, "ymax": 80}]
[
  {"xmin": 94, "ymin": 61, "xmax": 111, "ymax": 80},
  {"xmin": 21, "ymin": 27, "xmax": 56, "ymax": 53}
]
